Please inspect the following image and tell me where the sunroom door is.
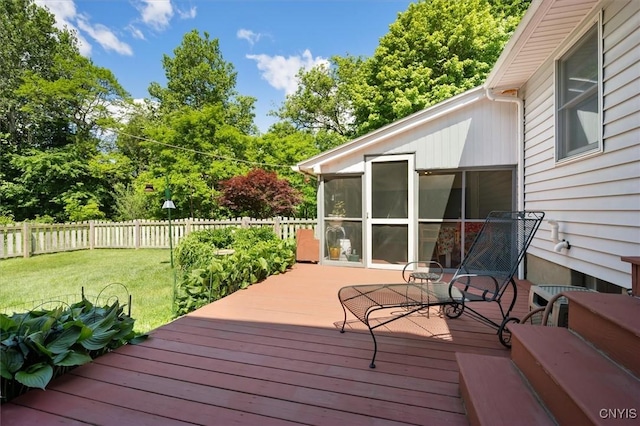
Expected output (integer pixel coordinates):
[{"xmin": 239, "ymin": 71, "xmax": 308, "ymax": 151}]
[{"xmin": 365, "ymin": 154, "xmax": 415, "ymax": 269}]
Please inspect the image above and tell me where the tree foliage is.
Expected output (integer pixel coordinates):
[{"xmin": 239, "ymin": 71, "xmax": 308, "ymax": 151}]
[
  {"xmin": 276, "ymin": 0, "xmax": 529, "ymax": 137},
  {"xmin": 0, "ymin": 0, "xmax": 531, "ymax": 222},
  {"xmin": 132, "ymin": 30, "xmax": 266, "ymax": 219},
  {"xmin": 353, "ymin": 0, "xmax": 515, "ymax": 133},
  {"xmin": 130, "ymin": 29, "xmax": 317, "ymax": 220},
  {"xmin": 137, "ymin": 104, "xmax": 253, "ymax": 219},
  {"xmin": 149, "ymin": 30, "xmax": 236, "ymax": 111},
  {"xmin": 0, "ymin": 0, "xmax": 66, "ymax": 152},
  {"xmin": 218, "ymin": 169, "xmax": 301, "ymax": 219},
  {"xmin": 247, "ymin": 123, "xmax": 321, "ymax": 218},
  {"xmin": 273, "ymin": 60, "xmax": 357, "ymax": 138},
  {"xmin": 0, "ymin": 0, "xmax": 132, "ymax": 221},
  {"xmin": 147, "ymin": 29, "xmax": 257, "ymax": 135},
  {"xmin": 112, "ymin": 183, "xmax": 154, "ymax": 221}
]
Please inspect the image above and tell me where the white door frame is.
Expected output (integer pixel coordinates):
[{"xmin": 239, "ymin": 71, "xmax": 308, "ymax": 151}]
[{"xmin": 365, "ymin": 154, "xmax": 415, "ymax": 270}]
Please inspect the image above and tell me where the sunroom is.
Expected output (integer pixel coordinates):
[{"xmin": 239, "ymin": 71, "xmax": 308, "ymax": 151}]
[{"xmin": 295, "ymin": 86, "xmax": 522, "ymax": 271}]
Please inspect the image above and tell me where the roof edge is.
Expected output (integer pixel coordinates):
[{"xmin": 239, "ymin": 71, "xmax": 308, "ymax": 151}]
[
  {"xmin": 295, "ymin": 86, "xmax": 487, "ymax": 175},
  {"xmin": 485, "ymin": 0, "xmax": 549, "ymax": 90}
]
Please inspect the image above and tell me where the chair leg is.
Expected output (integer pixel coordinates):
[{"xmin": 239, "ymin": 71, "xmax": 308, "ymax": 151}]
[
  {"xmin": 367, "ymin": 324, "xmax": 378, "ymax": 369},
  {"xmin": 361, "ymin": 311, "xmax": 380, "ymax": 368},
  {"xmin": 339, "ymin": 302, "xmax": 348, "ymax": 333}
]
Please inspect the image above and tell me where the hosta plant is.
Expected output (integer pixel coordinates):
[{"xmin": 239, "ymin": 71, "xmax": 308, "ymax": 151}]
[{"xmin": 1, "ymin": 299, "xmax": 146, "ymax": 403}]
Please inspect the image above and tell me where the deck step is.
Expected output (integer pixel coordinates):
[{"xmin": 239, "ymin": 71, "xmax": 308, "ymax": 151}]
[
  {"xmin": 566, "ymin": 292, "xmax": 640, "ymax": 377},
  {"xmin": 510, "ymin": 324, "xmax": 640, "ymax": 426},
  {"xmin": 456, "ymin": 353, "xmax": 556, "ymax": 426}
]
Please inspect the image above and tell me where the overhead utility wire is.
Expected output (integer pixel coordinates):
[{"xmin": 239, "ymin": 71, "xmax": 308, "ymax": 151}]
[{"xmin": 114, "ymin": 129, "xmax": 294, "ymax": 170}]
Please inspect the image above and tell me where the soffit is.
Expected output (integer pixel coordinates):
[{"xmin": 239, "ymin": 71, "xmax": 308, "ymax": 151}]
[{"xmin": 487, "ymin": 0, "xmax": 600, "ymax": 92}]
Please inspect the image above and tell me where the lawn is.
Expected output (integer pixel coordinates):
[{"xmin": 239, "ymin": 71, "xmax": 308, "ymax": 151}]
[{"xmin": 0, "ymin": 249, "xmax": 175, "ymax": 333}]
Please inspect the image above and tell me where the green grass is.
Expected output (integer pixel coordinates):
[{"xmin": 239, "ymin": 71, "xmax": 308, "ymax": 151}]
[{"xmin": 0, "ymin": 249, "xmax": 175, "ymax": 333}]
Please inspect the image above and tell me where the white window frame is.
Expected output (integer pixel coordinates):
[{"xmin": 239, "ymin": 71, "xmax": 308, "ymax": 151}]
[{"xmin": 555, "ymin": 14, "xmax": 603, "ymax": 163}]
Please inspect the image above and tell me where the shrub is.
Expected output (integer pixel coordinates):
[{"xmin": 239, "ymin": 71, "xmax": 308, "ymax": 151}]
[
  {"xmin": 175, "ymin": 227, "xmax": 236, "ymax": 270},
  {"xmin": 231, "ymin": 227, "xmax": 278, "ymax": 250},
  {"xmin": 218, "ymin": 168, "xmax": 302, "ymax": 218},
  {"xmin": 173, "ymin": 238, "xmax": 295, "ymax": 317},
  {"xmin": 175, "ymin": 227, "xmax": 279, "ymax": 270},
  {"xmin": 0, "ymin": 215, "xmax": 15, "ymax": 225}
]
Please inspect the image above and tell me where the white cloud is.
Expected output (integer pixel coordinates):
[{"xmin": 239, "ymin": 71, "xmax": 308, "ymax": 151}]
[
  {"xmin": 35, "ymin": 0, "xmax": 76, "ymax": 22},
  {"xmin": 35, "ymin": 0, "xmax": 92, "ymax": 55},
  {"xmin": 178, "ymin": 6, "xmax": 197, "ymax": 20},
  {"xmin": 127, "ymin": 25, "xmax": 146, "ymax": 41},
  {"xmin": 137, "ymin": 0, "xmax": 174, "ymax": 31},
  {"xmin": 75, "ymin": 34, "xmax": 93, "ymax": 57},
  {"xmin": 34, "ymin": 0, "xmax": 136, "ymax": 57},
  {"xmin": 237, "ymin": 29, "xmax": 263, "ymax": 46},
  {"xmin": 77, "ymin": 18, "xmax": 133, "ymax": 56},
  {"xmin": 107, "ymin": 98, "xmax": 153, "ymax": 123},
  {"xmin": 246, "ymin": 50, "xmax": 328, "ymax": 94}
]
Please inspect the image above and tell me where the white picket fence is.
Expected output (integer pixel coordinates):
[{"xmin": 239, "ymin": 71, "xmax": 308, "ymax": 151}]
[{"xmin": 0, "ymin": 217, "xmax": 317, "ymax": 259}]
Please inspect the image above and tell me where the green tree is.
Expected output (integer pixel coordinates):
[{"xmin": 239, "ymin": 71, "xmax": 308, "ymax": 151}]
[
  {"xmin": 352, "ymin": 0, "xmax": 513, "ymax": 134},
  {"xmin": 0, "ymin": 0, "xmax": 67, "ymax": 152},
  {"xmin": 5, "ymin": 51, "xmax": 132, "ymax": 221},
  {"xmin": 139, "ymin": 105, "xmax": 251, "ymax": 219},
  {"xmin": 112, "ymin": 183, "xmax": 154, "ymax": 221},
  {"xmin": 135, "ymin": 30, "xmax": 261, "ymax": 219},
  {"xmin": 7, "ymin": 148, "xmax": 91, "ymax": 221},
  {"xmin": 489, "ymin": 0, "xmax": 531, "ymax": 33},
  {"xmin": 115, "ymin": 103, "xmax": 156, "ymax": 179},
  {"xmin": 63, "ymin": 192, "xmax": 106, "ymax": 222},
  {"xmin": 17, "ymin": 53, "xmax": 130, "ymax": 151},
  {"xmin": 272, "ymin": 0, "xmax": 528, "ymax": 140},
  {"xmin": 147, "ymin": 29, "xmax": 257, "ymax": 135},
  {"xmin": 0, "ymin": 0, "xmax": 77, "ymax": 219},
  {"xmin": 148, "ymin": 30, "xmax": 236, "ymax": 111},
  {"xmin": 0, "ymin": 0, "xmax": 132, "ymax": 221},
  {"xmin": 273, "ymin": 59, "xmax": 358, "ymax": 138}
]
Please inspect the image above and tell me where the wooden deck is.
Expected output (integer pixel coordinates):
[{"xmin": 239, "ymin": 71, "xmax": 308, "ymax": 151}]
[{"xmin": 1, "ymin": 263, "xmax": 533, "ymax": 425}]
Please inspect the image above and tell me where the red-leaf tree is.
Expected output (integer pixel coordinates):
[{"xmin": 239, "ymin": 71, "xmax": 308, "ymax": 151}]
[{"xmin": 218, "ymin": 169, "xmax": 302, "ymax": 218}]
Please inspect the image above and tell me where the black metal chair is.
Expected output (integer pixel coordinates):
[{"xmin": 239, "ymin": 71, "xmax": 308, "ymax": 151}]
[{"xmin": 338, "ymin": 211, "xmax": 545, "ymax": 368}]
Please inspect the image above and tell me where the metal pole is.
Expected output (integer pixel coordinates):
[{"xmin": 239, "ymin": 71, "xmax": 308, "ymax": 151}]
[
  {"xmin": 168, "ymin": 205, "xmax": 173, "ymax": 268},
  {"xmin": 164, "ymin": 177, "xmax": 174, "ymax": 268}
]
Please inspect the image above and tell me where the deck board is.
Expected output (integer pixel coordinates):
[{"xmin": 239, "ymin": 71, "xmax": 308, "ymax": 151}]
[{"xmin": 2, "ymin": 263, "xmax": 532, "ymax": 425}]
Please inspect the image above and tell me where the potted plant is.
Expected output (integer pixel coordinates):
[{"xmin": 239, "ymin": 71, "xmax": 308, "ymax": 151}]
[{"xmin": 328, "ymin": 201, "xmax": 346, "ymax": 226}]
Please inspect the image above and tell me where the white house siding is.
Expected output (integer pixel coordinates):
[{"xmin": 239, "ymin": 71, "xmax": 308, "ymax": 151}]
[
  {"xmin": 522, "ymin": 0, "xmax": 640, "ymax": 288},
  {"xmin": 317, "ymin": 97, "xmax": 518, "ymax": 175},
  {"xmin": 412, "ymin": 99, "xmax": 517, "ymax": 170}
]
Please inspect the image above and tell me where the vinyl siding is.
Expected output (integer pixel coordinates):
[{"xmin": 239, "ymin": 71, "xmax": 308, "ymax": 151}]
[
  {"xmin": 522, "ymin": 0, "xmax": 640, "ymax": 287},
  {"xmin": 317, "ymin": 97, "xmax": 517, "ymax": 174}
]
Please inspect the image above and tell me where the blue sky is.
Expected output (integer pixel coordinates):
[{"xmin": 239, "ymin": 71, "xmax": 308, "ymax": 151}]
[{"xmin": 36, "ymin": 0, "xmax": 415, "ymax": 133}]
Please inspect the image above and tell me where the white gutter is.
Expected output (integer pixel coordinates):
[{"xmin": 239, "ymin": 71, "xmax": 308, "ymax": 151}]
[
  {"xmin": 290, "ymin": 165, "xmax": 318, "ymax": 180},
  {"xmin": 485, "ymin": 87, "xmax": 526, "ymax": 279}
]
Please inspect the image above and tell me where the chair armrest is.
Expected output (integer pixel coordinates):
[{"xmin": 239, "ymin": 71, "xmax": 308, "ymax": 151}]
[{"xmin": 449, "ymin": 273, "xmax": 500, "ymax": 301}]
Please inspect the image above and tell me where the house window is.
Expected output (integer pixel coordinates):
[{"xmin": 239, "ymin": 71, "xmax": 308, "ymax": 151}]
[
  {"xmin": 323, "ymin": 176, "xmax": 362, "ymax": 262},
  {"xmin": 418, "ymin": 172, "xmax": 462, "ymax": 220},
  {"xmin": 465, "ymin": 170, "xmax": 514, "ymax": 219},
  {"xmin": 324, "ymin": 176, "xmax": 362, "ymax": 219},
  {"xmin": 556, "ymin": 24, "xmax": 601, "ymax": 161},
  {"xmin": 418, "ymin": 169, "xmax": 514, "ymax": 267}
]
